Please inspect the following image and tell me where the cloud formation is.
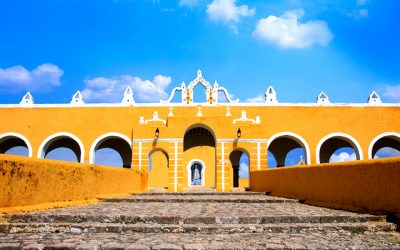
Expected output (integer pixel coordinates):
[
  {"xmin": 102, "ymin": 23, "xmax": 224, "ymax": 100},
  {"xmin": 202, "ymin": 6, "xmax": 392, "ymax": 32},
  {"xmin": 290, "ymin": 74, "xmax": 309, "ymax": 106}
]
[
  {"xmin": 330, "ymin": 152, "xmax": 356, "ymax": 162},
  {"xmin": 253, "ymin": 9, "xmax": 333, "ymax": 49},
  {"xmin": 206, "ymin": 0, "xmax": 255, "ymax": 32},
  {"xmin": 82, "ymin": 74, "xmax": 172, "ymax": 103},
  {"xmin": 0, "ymin": 63, "xmax": 63, "ymax": 92},
  {"xmin": 383, "ymin": 84, "xmax": 400, "ymax": 102},
  {"xmin": 245, "ymin": 95, "xmax": 264, "ymax": 103}
]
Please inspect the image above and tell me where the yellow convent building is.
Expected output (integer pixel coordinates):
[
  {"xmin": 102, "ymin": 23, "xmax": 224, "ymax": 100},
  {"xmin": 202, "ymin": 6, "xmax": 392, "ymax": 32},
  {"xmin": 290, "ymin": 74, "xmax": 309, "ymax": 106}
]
[{"xmin": 0, "ymin": 70, "xmax": 399, "ymax": 192}]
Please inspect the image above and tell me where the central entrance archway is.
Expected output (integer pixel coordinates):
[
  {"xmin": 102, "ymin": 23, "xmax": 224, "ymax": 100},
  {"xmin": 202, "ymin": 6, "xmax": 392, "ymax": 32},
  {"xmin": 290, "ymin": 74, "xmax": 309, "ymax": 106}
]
[{"xmin": 183, "ymin": 124, "xmax": 216, "ymax": 188}]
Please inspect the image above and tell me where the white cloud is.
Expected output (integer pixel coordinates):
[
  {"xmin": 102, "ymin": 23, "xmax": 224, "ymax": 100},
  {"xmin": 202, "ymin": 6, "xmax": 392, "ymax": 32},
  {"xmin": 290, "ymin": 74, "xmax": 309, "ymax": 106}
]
[
  {"xmin": 245, "ymin": 95, "xmax": 264, "ymax": 103},
  {"xmin": 330, "ymin": 152, "xmax": 356, "ymax": 162},
  {"xmin": 82, "ymin": 74, "xmax": 172, "ymax": 103},
  {"xmin": 253, "ymin": 9, "xmax": 333, "ymax": 49},
  {"xmin": 179, "ymin": 0, "xmax": 201, "ymax": 7},
  {"xmin": 383, "ymin": 84, "xmax": 400, "ymax": 102},
  {"xmin": 374, "ymin": 147, "xmax": 400, "ymax": 159},
  {"xmin": 0, "ymin": 63, "xmax": 63, "ymax": 92},
  {"xmin": 207, "ymin": 0, "xmax": 255, "ymax": 23},
  {"xmin": 206, "ymin": 0, "xmax": 255, "ymax": 32}
]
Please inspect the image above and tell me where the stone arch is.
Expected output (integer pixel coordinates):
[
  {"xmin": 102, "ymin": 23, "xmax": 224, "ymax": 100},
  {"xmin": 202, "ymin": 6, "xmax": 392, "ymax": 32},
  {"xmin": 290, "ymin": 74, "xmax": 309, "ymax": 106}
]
[
  {"xmin": 183, "ymin": 124, "xmax": 216, "ymax": 188},
  {"xmin": 183, "ymin": 123, "xmax": 216, "ymax": 151},
  {"xmin": 267, "ymin": 132, "xmax": 311, "ymax": 167},
  {"xmin": 229, "ymin": 148, "xmax": 250, "ymax": 188},
  {"xmin": 89, "ymin": 132, "xmax": 132, "ymax": 168},
  {"xmin": 148, "ymin": 148, "xmax": 169, "ymax": 189},
  {"xmin": 368, "ymin": 132, "xmax": 400, "ymax": 159},
  {"xmin": 0, "ymin": 132, "xmax": 32, "ymax": 157},
  {"xmin": 316, "ymin": 132, "xmax": 363, "ymax": 164},
  {"xmin": 37, "ymin": 132, "xmax": 84, "ymax": 163}
]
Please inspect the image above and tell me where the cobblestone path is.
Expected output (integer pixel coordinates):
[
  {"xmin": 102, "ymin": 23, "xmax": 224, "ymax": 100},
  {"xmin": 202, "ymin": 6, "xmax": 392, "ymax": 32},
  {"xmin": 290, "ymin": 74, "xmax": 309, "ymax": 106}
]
[{"xmin": 1, "ymin": 192, "xmax": 400, "ymax": 249}]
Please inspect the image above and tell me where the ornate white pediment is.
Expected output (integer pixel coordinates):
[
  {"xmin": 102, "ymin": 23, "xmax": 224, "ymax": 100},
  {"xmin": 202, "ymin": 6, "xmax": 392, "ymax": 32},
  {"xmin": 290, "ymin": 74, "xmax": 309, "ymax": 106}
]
[{"xmin": 161, "ymin": 70, "xmax": 238, "ymax": 105}]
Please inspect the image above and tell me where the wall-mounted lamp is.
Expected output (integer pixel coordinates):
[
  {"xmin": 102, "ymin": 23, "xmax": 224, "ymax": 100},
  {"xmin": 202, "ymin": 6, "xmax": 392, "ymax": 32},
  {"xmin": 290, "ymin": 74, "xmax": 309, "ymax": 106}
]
[
  {"xmin": 237, "ymin": 128, "xmax": 241, "ymax": 138},
  {"xmin": 155, "ymin": 128, "xmax": 160, "ymax": 138}
]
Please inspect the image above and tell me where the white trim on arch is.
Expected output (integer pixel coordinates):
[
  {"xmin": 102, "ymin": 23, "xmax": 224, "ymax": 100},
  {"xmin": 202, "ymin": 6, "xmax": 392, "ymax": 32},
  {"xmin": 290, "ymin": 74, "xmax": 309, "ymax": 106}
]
[
  {"xmin": 37, "ymin": 132, "xmax": 85, "ymax": 163},
  {"xmin": 316, "ymin": 132, "xmax": 363, "ymax": 164},
  {"xmin": 267, "ymin": 132, "xmax": 311, "ymax": 165},
  {"xmin": 0, "ymin": 132, "xmax": 33, "ymax": 157},
  {"xmin": 89, "ymin": 132, "xmax": 132, "ymax": 164},
  {"xmin": 368, "ymin": 132, "xmax": 400, "ymax": 159},
  {"xmin": 187, "ymin": 159, "xmax": 206, "ymax": 186}
]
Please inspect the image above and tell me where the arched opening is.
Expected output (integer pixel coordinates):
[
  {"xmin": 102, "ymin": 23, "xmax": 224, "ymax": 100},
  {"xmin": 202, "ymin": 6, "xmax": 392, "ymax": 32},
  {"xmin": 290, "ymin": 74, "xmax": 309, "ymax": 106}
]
[
  {"xmin": 91, "ymin": 133, "xmax": 132, "ymax": 168},
  {"xmin": 184, "ymin": 124, "xmax": 216, "ymax": 188},
  {"xmin": 38, "ymin": 133, "xmax": 83, "ymax": 163},
  {"xmin": 268, "ymin": 133, "xmax": 309, "ymax": 167},
  {"xmin": 369, "ymin": 133, "xmax": 400, "ymax": 159},
  {"xmin": 0, "ymin": 133, "xmax": 31, "ymax": 157},
  {"xmin": 317, "ymin": 133, "xmax": 362, "ymax": 164},
  {"xmin": 192, "ymin": 83, "xmax": 208, "ymax": 103},
  {"xmin": 149, "ymin": 149, "xmax": 169, "ymax": 189},
  {"xmin": 230, "ymin": 149, "xmax": 250, "ymax": 188}
]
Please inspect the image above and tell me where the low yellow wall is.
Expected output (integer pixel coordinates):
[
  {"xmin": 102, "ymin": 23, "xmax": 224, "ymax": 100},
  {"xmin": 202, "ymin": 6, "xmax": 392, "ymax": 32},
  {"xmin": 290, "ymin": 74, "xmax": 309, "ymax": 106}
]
[
  {"xmin": 0, "ymin": 155, "xmax": 148, "ymax": 208},
  {"xmin": 250, "ymin": 157, "xmax": 400, "ymax": 215}
]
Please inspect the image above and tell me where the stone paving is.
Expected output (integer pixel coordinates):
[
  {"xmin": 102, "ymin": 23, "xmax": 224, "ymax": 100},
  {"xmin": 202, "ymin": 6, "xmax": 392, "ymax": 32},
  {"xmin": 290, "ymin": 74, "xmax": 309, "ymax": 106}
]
[{"xmin": 0, "ymin": 192, "xmax": 400, "ymax": 249}]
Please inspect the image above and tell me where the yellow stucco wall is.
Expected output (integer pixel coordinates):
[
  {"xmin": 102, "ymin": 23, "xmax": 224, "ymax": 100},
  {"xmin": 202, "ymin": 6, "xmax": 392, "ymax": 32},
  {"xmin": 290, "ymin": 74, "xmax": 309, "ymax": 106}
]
[
  {"xmin": 250, "ymin": 157, "xmax": 400, "ymax": 215},
  {"xmin": 0, "ymin": 104, "xmax": 399, "ymax": 192},
  {"xmin": 0, "ymin": 154, "xmax": 147, "ymax": 208},
  {"xmin": 149, "ymin": 150, "xmax": 169, "ymax": 188}
]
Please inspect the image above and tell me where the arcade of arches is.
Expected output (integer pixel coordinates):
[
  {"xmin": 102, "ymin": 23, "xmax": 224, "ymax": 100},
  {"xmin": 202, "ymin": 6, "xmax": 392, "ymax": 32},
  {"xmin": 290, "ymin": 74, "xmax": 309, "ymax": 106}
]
[{"xmin": 0, "ymin": 71, "xmax": 399, "ymax": 192}]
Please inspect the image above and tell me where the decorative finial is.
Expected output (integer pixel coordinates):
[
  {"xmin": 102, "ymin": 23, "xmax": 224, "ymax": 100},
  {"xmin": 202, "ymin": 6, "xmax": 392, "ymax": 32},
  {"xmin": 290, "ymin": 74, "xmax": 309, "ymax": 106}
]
[
  {"xmin": 197, "ymin": 69, "xmax": 202, "ymax": 78},
  {"xmin": 71, "ymin": 91, "xmax": 84, "ymax": 104},
  {"xmin": 368, "ymin": 91, "xmax": 382, "ymax": 105},
  {"xmin": 168, "ymin": 107, "xmax": 174, "ymax": 117},
  {"xmin": 316, "ymin": 91, "xmax": 330, "ymax": 105},
  {"xmin": 197, "ymin": 105, "xmax": 203, "ymax": 117},
  {"xmin": 226, "ymin": 105, "xmax": 232, "ymax": 116},
  {"xmin": 20, "ymin": 92, "xmax": 34, "ymax": 106},
  {"xmin": 122, "ymin": 86, "xmax": 135, "ymax": 104}
]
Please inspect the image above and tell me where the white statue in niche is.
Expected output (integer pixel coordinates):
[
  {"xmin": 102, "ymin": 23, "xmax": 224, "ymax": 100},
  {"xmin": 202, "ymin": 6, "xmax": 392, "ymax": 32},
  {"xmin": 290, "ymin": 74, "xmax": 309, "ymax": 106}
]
[{"xmin": 191, "ymin": 163, "xmax": 202, "ymax": 185}]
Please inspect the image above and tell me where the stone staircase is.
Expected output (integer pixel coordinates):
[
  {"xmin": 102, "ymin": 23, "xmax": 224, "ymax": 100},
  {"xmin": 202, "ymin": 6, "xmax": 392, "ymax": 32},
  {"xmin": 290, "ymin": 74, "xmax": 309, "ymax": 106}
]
[{"xmin": 0, "ymin": 192, "xmax": 400, "ymax": 249}]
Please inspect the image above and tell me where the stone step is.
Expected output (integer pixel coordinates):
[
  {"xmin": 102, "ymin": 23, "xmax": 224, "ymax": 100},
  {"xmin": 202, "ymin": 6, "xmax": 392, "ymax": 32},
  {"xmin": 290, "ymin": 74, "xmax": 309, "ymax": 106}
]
[
  {"xmin": 1, "ymin": 231, "xmax": 400, "ymax": 249},
  {"xmin": 131, "ymin": 191, "xmax": 265, "ymax": 196},
  {"xmin": 0, "ymin": 221, "xmax": 396, "ymax": 234},
  {"xmin": 102, "ymin": 195, "xmax": 295, "ymax": 203},
  {"xmin": 4, "ymin": 214, "xmax": 386, "ymax": 225}
]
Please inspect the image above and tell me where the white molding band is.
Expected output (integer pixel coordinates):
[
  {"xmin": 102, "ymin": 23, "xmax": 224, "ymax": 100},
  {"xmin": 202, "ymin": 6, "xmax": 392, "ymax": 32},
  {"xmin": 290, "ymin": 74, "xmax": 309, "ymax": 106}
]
[
  {"xmin": 267, "ymin": 132, "xmax": 311, "ymax": 165},
  {"xmin": 37, "ymin": 132, "xmax": 85, "ymax": 163},
  {"xmin": 368, "ymin": 132, "xmax": 400, "ymax": 159},
  {"xmin": 315, "ymin": 132, "xmax": 364, "ymax": 164},
  {"xmin": 221, "ymin": 142, "xmax": 225, "ymax": 192},
  {"xmin": 174, "ymin": 141, "xmax": 178, "ymax": 192},
  {"xmin": 0, "ymin": 132, "xmax": 33, "ymax": 157},
  {"xmin": 89, "ymin": 132, "xmax": 132, "ymax": 164},
  {"xmin": 1, "ymin": 102, "xmax": 399, "ymax": 108}
]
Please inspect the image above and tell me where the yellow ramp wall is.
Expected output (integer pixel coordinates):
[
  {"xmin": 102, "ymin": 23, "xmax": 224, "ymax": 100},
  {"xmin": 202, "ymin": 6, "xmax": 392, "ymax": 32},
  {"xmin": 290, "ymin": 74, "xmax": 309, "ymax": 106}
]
[
  {"xmin": 0, "ymin": 155, "xmax": 148, "ymax": 208},
  {"xmin": 250, "ymin": 157, "xmax": 400, "ymax": 215}
]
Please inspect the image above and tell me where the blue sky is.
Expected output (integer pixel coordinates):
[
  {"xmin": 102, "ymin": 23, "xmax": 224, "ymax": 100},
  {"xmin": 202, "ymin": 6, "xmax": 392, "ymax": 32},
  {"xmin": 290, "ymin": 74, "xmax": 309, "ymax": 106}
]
[{"xmin": 1, "ymin": 0, "xmax": 400, "ymax": 104}]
